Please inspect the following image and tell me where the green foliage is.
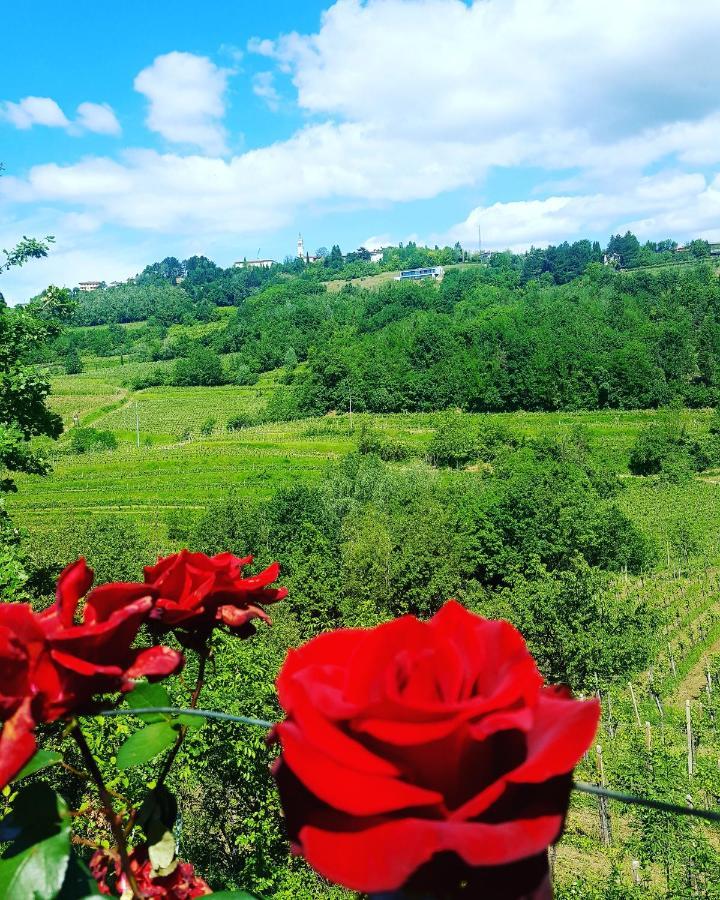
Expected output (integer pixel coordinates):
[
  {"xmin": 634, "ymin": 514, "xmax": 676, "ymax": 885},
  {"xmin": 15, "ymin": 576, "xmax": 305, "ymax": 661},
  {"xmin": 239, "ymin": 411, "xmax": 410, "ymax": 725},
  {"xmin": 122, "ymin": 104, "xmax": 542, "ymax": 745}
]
[
  {"xmin": 63, "ymin": 348, "xmax": 83, "ymax": 376},
  {"xmin": 68, "ymin": 427, "xmax": 117, "ymax": 455},
  {"xmin": 116, "ymin": 721, "xmax": 180, "ymax": 770},
  {"xmin": 226, "ymin": 412, "xmax": 253, "ymax": 431},
  {"xmin": 0, "ymin": 784, "xmax": 71, "ymax": 900},
  {"xmin": 629, "ymin": 417, "xmax": 718, "ymax": 480},
  {"xmin": 11, "ymin": 750, "xmax": 63, "ymax": 783},
  {"xmin": 27, "ymin": 514, "xmax": 151, "ymax": 586},
  {"xmin": 200, "ymin": 417, "xmax": 216, "ymax": 436},
  {"xmin": 172, "ymin": 345, "xmax": 226, "ymax": 387}
]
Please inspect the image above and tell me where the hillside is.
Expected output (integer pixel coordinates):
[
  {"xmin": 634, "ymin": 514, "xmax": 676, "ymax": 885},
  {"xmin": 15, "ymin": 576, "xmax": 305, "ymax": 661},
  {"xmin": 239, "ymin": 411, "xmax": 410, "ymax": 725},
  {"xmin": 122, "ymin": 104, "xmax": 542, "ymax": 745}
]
[{"xmin": 8, "ymin": 241, "xmax": 720, "ymax": 897}]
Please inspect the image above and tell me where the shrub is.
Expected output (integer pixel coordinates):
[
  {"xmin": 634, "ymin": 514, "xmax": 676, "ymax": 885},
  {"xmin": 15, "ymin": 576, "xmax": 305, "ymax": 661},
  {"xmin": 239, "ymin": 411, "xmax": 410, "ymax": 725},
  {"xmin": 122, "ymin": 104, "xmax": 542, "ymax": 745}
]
[
  {"xmin": 357, "ymin": 424, "xmax": 411, "ymax": 461},
  {"xmin": 172, "ymin": 345, "xmax": 226, "ymax": 386},
  {"xmin": 69, "ymin": 427, "xmax": 117, "ymax": 454},
  {"xmin": 200, "ymin": 417, "xmax": 215, "ymax": 436},
  {"xmin": 233, "ymin": 363, "xmax": 259, "ymax": 386},
  {"xmin": 226, "ymin": 412, "xmax": 253, "ymax": 431}
]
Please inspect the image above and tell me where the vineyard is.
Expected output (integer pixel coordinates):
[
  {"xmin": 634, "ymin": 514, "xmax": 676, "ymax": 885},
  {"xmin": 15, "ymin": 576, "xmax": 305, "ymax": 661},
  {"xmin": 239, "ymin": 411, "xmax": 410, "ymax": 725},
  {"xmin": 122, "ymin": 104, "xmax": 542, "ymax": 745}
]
[{"xmin": 9, "ymin": 363, "xmax": 720, "ymax": 895}]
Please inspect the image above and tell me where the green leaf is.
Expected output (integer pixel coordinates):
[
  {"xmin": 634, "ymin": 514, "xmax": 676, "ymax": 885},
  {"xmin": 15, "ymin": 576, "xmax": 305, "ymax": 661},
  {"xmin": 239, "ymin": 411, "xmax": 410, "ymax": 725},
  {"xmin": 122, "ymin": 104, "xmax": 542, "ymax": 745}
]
[
  {"xmin": 126, "ymin": 682, "xmax": 172, "ymax": 722},
  {"xmin": 12, "ymin": 750, "xmax": 63, "ymax": 783},
  {"xmin": 0, "ymin": 783, "xmax": 71, "ymax": 900},
  {"xmin": 116, "ymin": 721, "xmax": 178, "ymax": 770},
  {"xmin": 177, "ymin": 713, "xmax": 207, "ymax": 729}
]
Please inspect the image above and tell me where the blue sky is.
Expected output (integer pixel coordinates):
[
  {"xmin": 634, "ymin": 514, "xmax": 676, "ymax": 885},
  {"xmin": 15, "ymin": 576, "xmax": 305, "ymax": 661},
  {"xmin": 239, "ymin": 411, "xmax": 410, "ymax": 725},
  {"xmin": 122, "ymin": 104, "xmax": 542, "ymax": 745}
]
[{"xmin": 3, "ymin": 0, "xmax": 720, "ymax": 302}]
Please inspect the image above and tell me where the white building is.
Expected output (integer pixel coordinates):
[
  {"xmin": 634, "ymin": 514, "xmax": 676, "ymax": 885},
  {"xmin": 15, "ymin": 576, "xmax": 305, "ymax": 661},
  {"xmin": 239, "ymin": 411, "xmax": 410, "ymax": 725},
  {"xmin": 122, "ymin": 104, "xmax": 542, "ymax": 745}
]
[
  {"xmin": 370, "ymin": 250, "xmax": 384, "ymax": 264},
  {"xmin": 233, "ymin": 259, "xmax": 275, "ymax": 269},
  {"xmin": 296, "ymin": 233, "xmax": 322, "ymax": 263},
  {"xmin": 77, "ymin": 281, "xmax": 103, "ymax": 292}
]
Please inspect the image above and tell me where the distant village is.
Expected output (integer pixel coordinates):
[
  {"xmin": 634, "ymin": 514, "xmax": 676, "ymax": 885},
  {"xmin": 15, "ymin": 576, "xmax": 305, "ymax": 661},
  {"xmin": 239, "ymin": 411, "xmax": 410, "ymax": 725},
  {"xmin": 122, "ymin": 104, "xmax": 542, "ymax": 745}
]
[
  {"xmin": 75, "ymin": 234, "xmax": 720, "ymax": 291},
  {"xmin": 77, "ymin": 234, "xmax": 384, "ymax": 291}
]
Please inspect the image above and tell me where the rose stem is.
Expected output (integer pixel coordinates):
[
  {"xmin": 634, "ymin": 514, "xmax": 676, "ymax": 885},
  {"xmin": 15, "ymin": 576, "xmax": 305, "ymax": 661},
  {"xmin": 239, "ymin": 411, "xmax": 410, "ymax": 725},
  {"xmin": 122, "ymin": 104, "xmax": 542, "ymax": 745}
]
[
  {"xmin": 155, "ymin": 647, "xmax": 209, "ymax": 792},
  {"xmin": 71, "ymin": 724, "xmax": 142, "ymax": 899}
]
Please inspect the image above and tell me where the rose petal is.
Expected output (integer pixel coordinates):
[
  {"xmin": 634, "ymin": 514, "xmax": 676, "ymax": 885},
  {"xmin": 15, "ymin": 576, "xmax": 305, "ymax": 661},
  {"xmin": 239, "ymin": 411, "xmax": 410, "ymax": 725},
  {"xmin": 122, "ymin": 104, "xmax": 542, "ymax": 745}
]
[
  {"xmin": 126, "ymin": 646, "xmax": 184, "ymax": 680},
  {"xmin": 0, "ymin": 698, "xmax": 37, "ymax": 788},
  {"xmin": 298, "ymin": 814, "xmax": 564, "ymax": 893},
  {"xmin": 508, "ymin": 690, "xmax": 600, "ymax": 784},
  {"xmin": 52, "ymin": 558, "xmax": 94, "ymax": 626},
  {"xmin": 277, "ymin": 720, "xmax": 443, "ymax": 816}
]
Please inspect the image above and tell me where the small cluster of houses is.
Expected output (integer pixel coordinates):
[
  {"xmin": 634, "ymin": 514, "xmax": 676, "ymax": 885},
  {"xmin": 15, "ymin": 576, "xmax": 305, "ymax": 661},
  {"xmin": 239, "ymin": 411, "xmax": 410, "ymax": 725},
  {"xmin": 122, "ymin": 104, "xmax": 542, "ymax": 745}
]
[
  {"xmin": 78, "ymin": 235, "xmax": 390, "ymax": 288},
  {"xmin": 233, "ymin": 234, "xmax": 384, "ymax": 270}
]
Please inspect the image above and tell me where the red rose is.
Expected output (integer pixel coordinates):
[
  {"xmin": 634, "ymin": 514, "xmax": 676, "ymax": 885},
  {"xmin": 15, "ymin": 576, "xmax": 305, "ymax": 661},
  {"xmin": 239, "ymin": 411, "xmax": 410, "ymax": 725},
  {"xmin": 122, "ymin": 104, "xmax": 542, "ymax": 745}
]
[
  {"xmin": 271, "ymin": 600, "xmax": 599, "ymax": 897},
  {"xmin": 0, "ymin": 559, "xmax": 183, "ymax": 787},
  {"xmin": 136, "ymin": 550, "xmax": 287, "ymax": 642},
  {"xmin": 90, "ymin": 845, "xmax": 211, "ymax": 898}
]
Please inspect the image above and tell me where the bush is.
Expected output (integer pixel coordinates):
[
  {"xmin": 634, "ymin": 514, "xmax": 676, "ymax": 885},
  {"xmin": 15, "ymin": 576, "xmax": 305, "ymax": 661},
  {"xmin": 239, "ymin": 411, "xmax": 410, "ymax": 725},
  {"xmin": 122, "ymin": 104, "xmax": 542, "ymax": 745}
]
[
  {"xmin": 200, "ymin": 417, "xmax": 215, "ymax": 436},
  {"xmin": 232, "ymin": 363, "xmax": 259, "ymax": 386},
  {"xmin": 226, "ymin": 412, "xmax": 253, "ymax": 431},
  {"xmin": 128, "ymin": 366, "xmax": 167, "ymax": 390},
  {"xmin": 172, "ymin": 345, "xmax": 226, "ymax": 386},
  {"xmin": 69, "ymin": 427, "xmax": 117, "ymax": 454},
  {"xmin": 357, "ymin": 424, "xmax": 410, "ymax": 461},
  {"xmin": 63, "ymin": 348, "xmax": 83, "ymax": 374}
]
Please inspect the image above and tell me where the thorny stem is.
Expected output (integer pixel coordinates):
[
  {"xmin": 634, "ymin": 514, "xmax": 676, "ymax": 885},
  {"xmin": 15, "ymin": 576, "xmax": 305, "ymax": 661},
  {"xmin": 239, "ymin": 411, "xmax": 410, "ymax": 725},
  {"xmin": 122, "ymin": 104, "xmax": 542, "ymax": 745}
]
[
  {"xmin": 155, "ymin": 647, "xmax": 209, "ymax": 792},
  {"xmin": 71, "ymin": 724, "xmax": 142, "ymax": 900}
]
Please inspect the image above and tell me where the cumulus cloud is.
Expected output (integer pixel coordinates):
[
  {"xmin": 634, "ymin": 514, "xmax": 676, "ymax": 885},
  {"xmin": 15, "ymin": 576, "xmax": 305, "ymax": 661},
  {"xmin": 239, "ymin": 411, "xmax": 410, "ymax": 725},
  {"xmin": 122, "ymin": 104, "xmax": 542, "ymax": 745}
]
[
  {"xmin": 442, "ymin": 171, "xmax": 720, "ymax": 250},
  {"xmin": 2, "ymin": 97, "xmax": 70, "ymax": 129},
  {"xmin": 1, "ymin": 96, "xmax": 120, "ymax": 135},
  {"xmin": 75, "ymin": 102, "xmax": 121, "ymax": 135},
  {"xmin": 6, "ymin": 0, "xmax": 720, "ymax": 283},
  {"xmin": 0, "ymin": 122, "xmax": 486, "ymax": 235},
  {"xmin": 134, "ymin": 52, "xmax": 232, "ymax": 155},
  {"xmin": 261, "ymin": 0, "xmax": 720, "ymax": 155}
]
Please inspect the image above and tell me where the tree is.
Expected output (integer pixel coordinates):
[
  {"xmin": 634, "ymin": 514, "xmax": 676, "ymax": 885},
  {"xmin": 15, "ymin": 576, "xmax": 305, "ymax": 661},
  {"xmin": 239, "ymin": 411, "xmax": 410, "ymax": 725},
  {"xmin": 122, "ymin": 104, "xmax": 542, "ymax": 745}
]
[
  {"xmin": 689, "ymin": 238, "xmax": 711, "ymax": 258},
  {"xmin": 64, "ymin": 346, "xmax": 83, "ymax": 374},
  {"xmin": 172, "ymin": 345, "xmax": 226, "ymax": 386}
]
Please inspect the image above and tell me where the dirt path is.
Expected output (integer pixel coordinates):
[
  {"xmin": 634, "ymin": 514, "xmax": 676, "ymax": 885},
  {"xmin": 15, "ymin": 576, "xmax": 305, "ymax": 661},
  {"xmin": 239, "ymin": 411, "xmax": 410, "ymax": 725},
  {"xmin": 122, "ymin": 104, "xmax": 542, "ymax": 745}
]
[{"xmin": 669, "ymin": 634, "xmax": 720, "ymax": 706}]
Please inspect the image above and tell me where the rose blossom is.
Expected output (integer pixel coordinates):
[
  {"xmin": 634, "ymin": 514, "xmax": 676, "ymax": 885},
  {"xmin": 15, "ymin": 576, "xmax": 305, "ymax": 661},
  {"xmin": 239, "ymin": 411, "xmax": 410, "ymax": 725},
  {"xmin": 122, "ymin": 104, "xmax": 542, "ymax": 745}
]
[
  {"xmin": 95, "ymin": 550, "xmax": 287, "ymax": 644},
  {"xmin": 0, "ymin": 559, "xmax": 183, "ymax": 787},
  {"xmin": 271, "ymin": 600, "xmax": 599, "ymax": 897},
  {"xmin": 90, "ymin": 845, "xmax": 211, "ymax": 898}
]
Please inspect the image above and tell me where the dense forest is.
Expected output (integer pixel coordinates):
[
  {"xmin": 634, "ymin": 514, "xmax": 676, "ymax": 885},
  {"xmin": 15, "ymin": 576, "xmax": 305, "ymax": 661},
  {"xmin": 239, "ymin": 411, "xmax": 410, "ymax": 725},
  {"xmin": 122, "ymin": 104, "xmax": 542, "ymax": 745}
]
[{"xmin": 41, "ymin": 243, "xmax": 720, "ymax": 416}]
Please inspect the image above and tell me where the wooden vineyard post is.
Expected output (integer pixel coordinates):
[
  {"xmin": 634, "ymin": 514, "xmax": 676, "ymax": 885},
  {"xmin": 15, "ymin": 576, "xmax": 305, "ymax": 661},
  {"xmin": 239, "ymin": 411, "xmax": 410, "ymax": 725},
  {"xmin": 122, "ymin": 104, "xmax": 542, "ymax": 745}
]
[
  {"xmin": 631, "ymin": 859, "xmax": 641, "ymax": 886},
  {"xmin": 645, "ymin": 721, "xmax": 652, "ymax": 751},
  {"xmin": 629, "ymin": 682, "xmax": 641, "ymax": 727},
  {"xmin": 669, "ymin": 644, "xmax": 677, "ymax": 677},
  {"xmin": 686, "ymin": 700, "xmax": 694, "ymax": 777},
  {"xmin": 706, "ymin": 658, "xmax": 712, "ymax": 699},
  {"xmin": 596, "ymin": 744, "xmax": 612, "ymax": 847}
]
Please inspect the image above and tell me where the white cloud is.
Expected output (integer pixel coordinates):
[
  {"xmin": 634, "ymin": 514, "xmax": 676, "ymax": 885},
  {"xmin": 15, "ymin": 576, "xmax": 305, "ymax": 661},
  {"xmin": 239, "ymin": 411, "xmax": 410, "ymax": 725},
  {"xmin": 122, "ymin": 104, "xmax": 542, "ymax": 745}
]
[
  {"xmin": 134, "ymin": 52, "xmax": 231, "ymax": 155},
  {"xmin": 262, "ymin": 0, "xmax": 720, "ymax": 153},
  {"xmin": 75, "ymin": 102, "xmax": 121, "ymax": 135},
  {"xmin": 0, "ymin": 122, "xmax": 484, "ymax": 235},
  {"xmin": 442, "ymin": 171, "xmax": 720, "ymax": 250},
  {"xmin": 2, "ymin": 96, "xmax": 70, "ymax": 129},
  {"xmin": 252, "ymin": 72, "xmax": 281, "ymax": 111},
  {"xmin": 1, "ymin": 95, "xmax": 121, "ymax": 136}
]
